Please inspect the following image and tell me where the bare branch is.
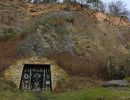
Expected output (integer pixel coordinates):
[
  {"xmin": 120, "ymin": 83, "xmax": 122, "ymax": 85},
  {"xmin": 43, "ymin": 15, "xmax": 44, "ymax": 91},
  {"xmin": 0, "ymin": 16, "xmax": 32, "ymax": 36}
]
[{"xmin": 108, "ymin": 0, "xmax": 129, "ymax": 17}]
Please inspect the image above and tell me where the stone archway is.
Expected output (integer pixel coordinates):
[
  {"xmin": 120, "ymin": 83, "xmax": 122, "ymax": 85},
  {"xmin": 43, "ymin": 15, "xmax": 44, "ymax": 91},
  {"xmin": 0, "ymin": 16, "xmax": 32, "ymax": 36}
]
[{"xmin": 4, "ymin": 57, "xmax": 67, "ymax": 91}]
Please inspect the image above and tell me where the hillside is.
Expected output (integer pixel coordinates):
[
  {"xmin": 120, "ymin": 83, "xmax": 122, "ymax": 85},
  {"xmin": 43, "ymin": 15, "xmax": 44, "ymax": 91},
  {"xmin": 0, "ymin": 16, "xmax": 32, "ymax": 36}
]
[
  {"xmin": 1, "ymin": 0, "xmax": 130, "ymax": 99},
  {"xmin": 1, "ymin": 1, "xmax": 130, "ymax": 77}
]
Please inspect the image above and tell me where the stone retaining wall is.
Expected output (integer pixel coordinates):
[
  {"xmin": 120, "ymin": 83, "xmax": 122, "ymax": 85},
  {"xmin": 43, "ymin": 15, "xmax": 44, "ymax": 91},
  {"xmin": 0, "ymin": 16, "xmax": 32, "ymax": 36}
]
[{"xmin": 4, "ymin": 57, "xmax": 67, "ymax": 90}]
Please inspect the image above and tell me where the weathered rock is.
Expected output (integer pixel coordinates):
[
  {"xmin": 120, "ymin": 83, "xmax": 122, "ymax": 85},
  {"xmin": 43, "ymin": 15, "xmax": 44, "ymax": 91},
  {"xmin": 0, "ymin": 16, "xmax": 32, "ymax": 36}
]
[{"xmin": 103, "ymin": 80, "xmax": 130, "ymax": 87}]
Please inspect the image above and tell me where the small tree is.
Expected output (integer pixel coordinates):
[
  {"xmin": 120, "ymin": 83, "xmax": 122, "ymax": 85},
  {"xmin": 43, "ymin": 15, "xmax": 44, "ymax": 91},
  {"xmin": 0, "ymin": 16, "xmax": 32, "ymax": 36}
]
[
  {"xmin": 106, "ymin": 56, "xmax": 117, "ymax": 80},
  {"xmin": 86, "ymin": 0, "xmax": 106, "ymax": 12},
  {"xmin": 108, "ymin": 0, "xmax": 129, "ymax": 16},
  {"xmin": 63, "ymin": 0, "xmax": 72, "ymax": 3},
  {"xmin": 26, "ymin": 0, "xmax": 57, "ymax": 3},
  {"xmin": 63, "ymin": 0, "xmax": 77, "ymax": 3},
  {"xmin": 118, "ymin": 65, "xmax": 126, "ymax": 79},
  {"xmin": 98, "ymin": 2, "xmax": 106, "ymax": 13}
]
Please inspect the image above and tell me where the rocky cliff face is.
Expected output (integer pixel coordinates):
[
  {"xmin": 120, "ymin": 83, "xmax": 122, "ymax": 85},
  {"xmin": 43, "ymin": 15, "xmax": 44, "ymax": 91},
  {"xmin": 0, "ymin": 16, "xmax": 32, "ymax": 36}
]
[{"xmin": 0, "ymin": 2, "xmax": 130, "ymax": 78}]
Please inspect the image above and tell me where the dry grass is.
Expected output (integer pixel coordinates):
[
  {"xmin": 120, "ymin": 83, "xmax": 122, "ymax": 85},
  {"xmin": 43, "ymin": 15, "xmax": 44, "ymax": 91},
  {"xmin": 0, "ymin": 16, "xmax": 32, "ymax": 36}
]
[
  {"xmin": 55, "ymin": 52, "xmax": 105, "ymax": 78},
  {"xmin": 54, "ymin": 76, "xmax": 103, "ymax": 93},
  {"xmin": 0, "ymin": 34, "xmax": 25, "ymax": 72}
]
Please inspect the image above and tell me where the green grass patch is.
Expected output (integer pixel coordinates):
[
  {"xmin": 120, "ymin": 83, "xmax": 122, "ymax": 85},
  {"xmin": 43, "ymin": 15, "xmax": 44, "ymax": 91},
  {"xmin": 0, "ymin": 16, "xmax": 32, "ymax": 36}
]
[
  {"xmin": 125, "ymin": 77, "xmax": 130, "ymax": 82},
  {"xmin": 44, "ymin": 87, "xmax": 130, "ymax": 100},
  {"xmin": 1, "ymin": 86, "xmax": 130, "ymax": 100},
  {"xmin": 0, "ymin": 91, "xmax": 38, "ymax": 100},
  {"xmin": 0, "ymin": 77, "xmax": 38, "ymax": 100},
  {"xmin": 0, "ymin": 77, "xmax": 130, "ymax": 100},
  {"xmin": 65, "ymin": 16, "xmax": 74, "ymax": 23},
  {"xmin": 0, "ymin": 28, "xmax": 16, "ymax": 42},
  {"xmin": 41, "ymin": 14, "xmax": 74, "ymax": 34}
]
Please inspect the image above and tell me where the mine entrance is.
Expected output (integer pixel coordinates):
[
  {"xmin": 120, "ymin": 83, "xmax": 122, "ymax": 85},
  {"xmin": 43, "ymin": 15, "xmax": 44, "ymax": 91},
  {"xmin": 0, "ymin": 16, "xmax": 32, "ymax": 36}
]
[{"xmin": 20, "ymin": 64, "xmax": 52, "ymax": 91}]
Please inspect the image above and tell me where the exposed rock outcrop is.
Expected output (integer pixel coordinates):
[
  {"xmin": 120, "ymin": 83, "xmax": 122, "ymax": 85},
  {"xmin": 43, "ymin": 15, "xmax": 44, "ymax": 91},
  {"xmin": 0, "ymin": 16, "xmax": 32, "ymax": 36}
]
[{"xmin": 103, "ymin": 80, "xmax": 130, "ymax": 87}]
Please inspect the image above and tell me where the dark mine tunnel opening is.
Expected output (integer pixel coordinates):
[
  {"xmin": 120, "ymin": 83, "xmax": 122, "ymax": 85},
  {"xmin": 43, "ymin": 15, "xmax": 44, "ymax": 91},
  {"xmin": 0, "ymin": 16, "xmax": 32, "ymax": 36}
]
[{"xmin": 19, "ymin": 64, "xmax": 52, "ymax": 91}]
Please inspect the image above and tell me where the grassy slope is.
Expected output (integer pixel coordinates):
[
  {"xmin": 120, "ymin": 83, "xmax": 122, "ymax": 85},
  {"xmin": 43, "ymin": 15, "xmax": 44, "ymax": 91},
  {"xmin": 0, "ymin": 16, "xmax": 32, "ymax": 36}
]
[
  {"xmin": 1, "ymin": 87, "xmax": 130, "ymax": 100},
  {"xmin": 0, "ymin": 91, "xmax": 37, "ymax": 100},
  {"xmin": 0, "ymin": 78, "xmax": 37, "ymax": 100},
  {"xmin": 44, "ymin": 87, "xmax": 130, "ymax": 100},
  {"xmin": 1, "ymin": 77, "xmax": 130, "ymax": 100}
]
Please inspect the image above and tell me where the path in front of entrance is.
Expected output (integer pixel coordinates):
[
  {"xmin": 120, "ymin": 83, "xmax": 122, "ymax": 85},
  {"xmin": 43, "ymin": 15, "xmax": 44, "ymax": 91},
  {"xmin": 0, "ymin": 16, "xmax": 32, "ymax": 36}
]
[{"xmin": 33, "ymin": 92, "xmax": 47, "ymax": 100}]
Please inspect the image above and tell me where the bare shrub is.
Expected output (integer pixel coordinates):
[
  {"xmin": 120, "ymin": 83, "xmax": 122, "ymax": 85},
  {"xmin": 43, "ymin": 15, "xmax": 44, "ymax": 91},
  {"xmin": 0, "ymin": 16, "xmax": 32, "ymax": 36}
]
[
  {"xmin": 55, "ymin": 52, "xmax": 105, "ymax": 78},
  {"xmin": 108, "ymin": 0, "xmax": 129, "ymax": 16}
]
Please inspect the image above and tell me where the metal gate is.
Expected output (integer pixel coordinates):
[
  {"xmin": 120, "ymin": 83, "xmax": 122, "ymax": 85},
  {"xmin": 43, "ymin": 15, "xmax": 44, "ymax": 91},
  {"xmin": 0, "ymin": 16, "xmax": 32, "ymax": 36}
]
[{"xmin": 19, "ymin": 64, "xmax": 52, "ymax": 91}]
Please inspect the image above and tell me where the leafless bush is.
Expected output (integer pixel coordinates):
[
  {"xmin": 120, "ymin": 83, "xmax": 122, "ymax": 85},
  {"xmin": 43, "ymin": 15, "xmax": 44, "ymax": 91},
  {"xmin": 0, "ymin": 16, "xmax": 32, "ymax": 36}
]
[
  {"xmin": 55, "ymin": 52, "xmax": 105, "ymax": 78},
  {"xmin": 108, "ymin": 0, "xmax": 130, "ymax": 17}
]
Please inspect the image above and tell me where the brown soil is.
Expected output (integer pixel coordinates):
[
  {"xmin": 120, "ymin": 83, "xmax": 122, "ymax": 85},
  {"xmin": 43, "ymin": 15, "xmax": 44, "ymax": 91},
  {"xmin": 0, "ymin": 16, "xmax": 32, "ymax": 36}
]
[{"xmin": 0, "ymin": 35, "xmax": 25, "ymax": 71}]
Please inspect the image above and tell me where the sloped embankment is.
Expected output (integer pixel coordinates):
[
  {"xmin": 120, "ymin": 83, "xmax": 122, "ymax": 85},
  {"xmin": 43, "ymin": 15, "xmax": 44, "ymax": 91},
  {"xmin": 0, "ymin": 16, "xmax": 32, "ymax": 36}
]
[
  {"xmin": 16, "ymin": 7, "xmax": 130, "ymax": 78},
  {"xmin": 0, "ymin": 2, "xmax": 130, "ymax": 79}
]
